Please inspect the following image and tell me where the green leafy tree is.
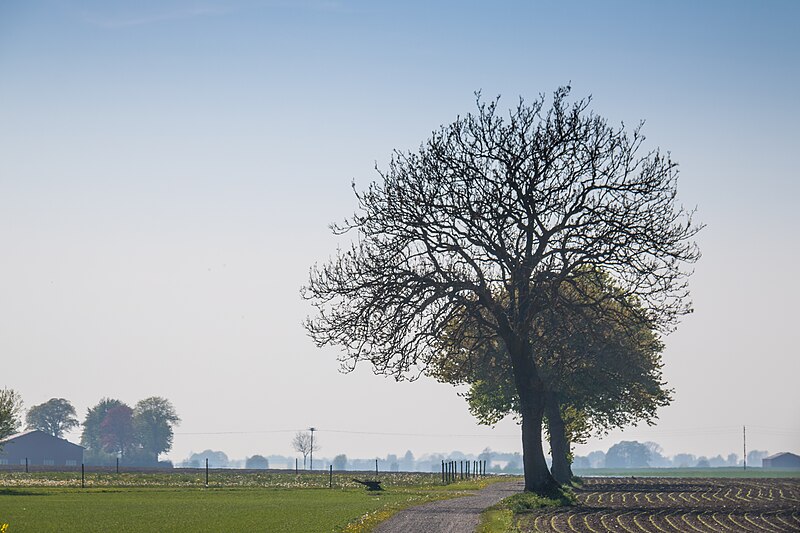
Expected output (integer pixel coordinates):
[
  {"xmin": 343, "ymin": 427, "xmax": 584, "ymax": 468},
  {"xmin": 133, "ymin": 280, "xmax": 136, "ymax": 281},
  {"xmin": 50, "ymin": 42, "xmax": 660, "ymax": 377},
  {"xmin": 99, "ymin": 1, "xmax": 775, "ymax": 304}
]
[
  {"xmin": 188, "ymin": 449, "xmax": 229, "ymax": 468},
  {"xmin": 304, "ymin": 87, "xmax": 700, "ymax": 492},
  {"xmin": 333, "ymin": 454, "xmax": 348, "ymax": 470},
  {"xmin": 81, "ymin": 398, "xmax": 124, "ymax": 450},
  {"xmin": 25, "ymin": 398, "xmax": 79, "ymax": 438},
  {"xmin": 133, "ymin": 397, "xmax": 180, "ymax": 465},
  {"xmin": 605, "ymin": 441, "xmax": 651, "ymax": 468},
  {"xmin": 245, "ymin": 455, "xmax": 269, "ymax": 469},
  {"xmin": 429, "ymin": 274, "xmax": 671, "ymax": 483},
  {"xmin": 0, "ymin": 388, "xmax": 23, "ymax": 441},
  {"xmin": 81, "ymin": 398, "xmax": 125, "ymax": 465}
]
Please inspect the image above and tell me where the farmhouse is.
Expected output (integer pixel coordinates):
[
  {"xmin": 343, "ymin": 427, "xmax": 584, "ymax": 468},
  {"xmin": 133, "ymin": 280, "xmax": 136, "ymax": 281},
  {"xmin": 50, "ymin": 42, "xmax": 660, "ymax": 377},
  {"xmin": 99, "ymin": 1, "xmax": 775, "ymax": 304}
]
[
  {"xmin": 762, "ymin": 452, "xmax": 800, "ymax": 469},
  {"xmin": 0, "ymin": 430, "xmax": 84, "ymax": 467}
]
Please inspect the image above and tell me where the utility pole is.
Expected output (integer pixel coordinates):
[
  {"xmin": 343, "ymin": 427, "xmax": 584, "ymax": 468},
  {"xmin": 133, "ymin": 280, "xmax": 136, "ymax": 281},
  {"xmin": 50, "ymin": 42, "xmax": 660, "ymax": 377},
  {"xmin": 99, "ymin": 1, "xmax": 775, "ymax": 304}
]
[
  {"xmin": 743, "ymin": 425, "xmax": 747, "ymax": 471},
  {"xmin": 309, "ymin": 427, "xmax": 316, "ymax": 471}
]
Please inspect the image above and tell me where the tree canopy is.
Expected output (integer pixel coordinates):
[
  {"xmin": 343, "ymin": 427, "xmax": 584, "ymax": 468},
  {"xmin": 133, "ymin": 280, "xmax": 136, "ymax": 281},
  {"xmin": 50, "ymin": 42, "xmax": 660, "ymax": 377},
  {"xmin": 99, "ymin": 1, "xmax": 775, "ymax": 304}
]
[
  {"xmin": 25, "ymin": 398, "xmax": 79, "ymax": 438},
  {"xmin": 245, "ymin": 455, "xmax": 269, "ymax": 469},
  {"xmin": 100, "ymin": 405, "xmax": 136, "ymax": 460},
  {"xmin": 428, "ymin": 272, "xmax": 672, "ymax": 482},
  {"xmin": 606, "ymin": 440, "xmax": 651, "ymax": 468},
  {"xmin": 82, "ymin": 398, "xmax": 125, "ymax": 451},
  {"xmin": 80, "ymin": 396, "xmax": 180, "ymax": 466},
  {"xmin": 134, "ymin": 396, "xmax": 181, "ymax": 464},
  {"xmin": 0, "ymin": 388, "xmax": 23, "ymax": 441},
  {"xmin": 304, "ymin": 87, "xmax": 701, "ymax": 492},
  {"xmin": 333, "ymin": 454, "xmax": 348, "ymax": 470}
]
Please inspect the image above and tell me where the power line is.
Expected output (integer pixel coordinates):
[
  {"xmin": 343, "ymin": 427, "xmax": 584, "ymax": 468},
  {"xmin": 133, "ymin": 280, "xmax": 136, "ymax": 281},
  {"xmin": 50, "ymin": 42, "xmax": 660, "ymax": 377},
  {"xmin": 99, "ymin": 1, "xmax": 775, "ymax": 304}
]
[
  {"xmin": 175, "ymin": 429, "xmax": 302, "ymax": 436},
  {"xmin": 174, "ymin": 425, "xmax": 799, "ymax": 439},
  {"xmin": 175, "ymin": 428, "xmax": 519, "ymax": 438},
  {"xmin": 320, "ymin": 429, "xmax": 520, "ymax": 438}
]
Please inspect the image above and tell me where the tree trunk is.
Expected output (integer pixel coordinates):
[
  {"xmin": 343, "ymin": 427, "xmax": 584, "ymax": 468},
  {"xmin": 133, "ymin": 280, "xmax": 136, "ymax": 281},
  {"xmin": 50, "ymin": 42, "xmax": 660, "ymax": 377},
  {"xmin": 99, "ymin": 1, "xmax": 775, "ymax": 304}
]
[
  {"xmin": 545, "ymin": 391, "xmax": 573, "ymax": 484},
  {"xmin": 508, "ymin": 340, "xmax": 559, "ymax": 494}
]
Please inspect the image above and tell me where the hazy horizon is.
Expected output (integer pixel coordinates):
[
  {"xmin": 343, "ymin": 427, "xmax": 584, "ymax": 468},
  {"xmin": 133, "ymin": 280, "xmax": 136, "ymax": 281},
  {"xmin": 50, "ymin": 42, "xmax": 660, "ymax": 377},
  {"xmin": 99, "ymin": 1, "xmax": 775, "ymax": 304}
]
[{"xmin": 2, "ymin": 1, "xmax": 798, "ymax": 466}]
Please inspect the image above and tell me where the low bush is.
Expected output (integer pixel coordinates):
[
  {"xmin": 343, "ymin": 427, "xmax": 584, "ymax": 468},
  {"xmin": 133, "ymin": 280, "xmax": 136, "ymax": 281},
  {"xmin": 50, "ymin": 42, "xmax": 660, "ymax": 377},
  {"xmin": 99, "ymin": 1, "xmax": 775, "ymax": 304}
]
[{"xmin": 495, "ymin": 486, "xmax": 575, "ymax": 514}]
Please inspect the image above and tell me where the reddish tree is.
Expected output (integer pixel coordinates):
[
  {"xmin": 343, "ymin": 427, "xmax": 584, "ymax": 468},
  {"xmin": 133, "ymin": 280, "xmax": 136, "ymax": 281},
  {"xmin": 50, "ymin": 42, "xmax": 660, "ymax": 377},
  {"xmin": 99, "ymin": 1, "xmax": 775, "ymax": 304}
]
[{"xmin": 100, "ymin": 405, "xmax": 136, "ymax": 460}]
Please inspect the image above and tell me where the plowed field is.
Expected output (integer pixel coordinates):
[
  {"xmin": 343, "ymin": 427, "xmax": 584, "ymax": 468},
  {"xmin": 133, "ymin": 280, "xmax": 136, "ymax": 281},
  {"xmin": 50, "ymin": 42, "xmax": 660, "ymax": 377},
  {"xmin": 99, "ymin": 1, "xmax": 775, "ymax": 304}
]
[{"xmin": 517, "ymin": 477, "xmax": 800, "ymax": 532}]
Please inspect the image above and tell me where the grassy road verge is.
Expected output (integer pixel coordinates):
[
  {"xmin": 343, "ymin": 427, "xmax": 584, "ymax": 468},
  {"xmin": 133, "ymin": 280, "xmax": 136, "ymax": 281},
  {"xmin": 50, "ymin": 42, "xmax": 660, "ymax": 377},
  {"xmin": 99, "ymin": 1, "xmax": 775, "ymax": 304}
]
[{"xmin": 477, "ymin": 480, "xmax": 573, "ymax": 533}]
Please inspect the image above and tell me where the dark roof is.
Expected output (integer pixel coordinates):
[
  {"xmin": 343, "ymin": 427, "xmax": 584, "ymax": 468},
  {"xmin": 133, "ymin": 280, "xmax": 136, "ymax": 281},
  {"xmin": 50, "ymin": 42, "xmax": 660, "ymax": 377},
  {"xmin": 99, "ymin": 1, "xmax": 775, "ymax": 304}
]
[
  {"xmin": 0, "ymin": 429, "xmax": 84, "ymax": 449},
  {"xmin": 0, "ymin": 429, "xmax": 38, "ymax": 444},
  {"xmin": 764, "ymin": 452, "xmax": 800, "ymax": 461}
]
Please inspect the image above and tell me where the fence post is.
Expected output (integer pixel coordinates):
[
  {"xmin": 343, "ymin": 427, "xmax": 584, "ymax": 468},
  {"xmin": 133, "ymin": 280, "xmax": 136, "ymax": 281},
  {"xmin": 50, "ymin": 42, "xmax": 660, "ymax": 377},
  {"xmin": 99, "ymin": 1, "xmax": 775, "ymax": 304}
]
[
  {"xmin": 441, "ymin": 460, "xmax": 445, "ymax": 483},
  {"xmin": 295, "ymin": 458, "xmax": 298, "ymax": 474},
  {"xmin": 329, "ymin": 465, "xmax": 333, "ymax": 488},
  {"xmin": 25, "ymin": 457, "xmax": 28, "ymax": 473},
  {"xmin": 116, "ymin": 457, "xmax": 119, "ymax": 474},
  {"xmin": 205, "ymin": 458, "xmax": 209, "ymax": 487},
  {"xmin": 81, "ymin": 463, "xmax": 85, "ymax": 489},
  {"xmin": 375, "ymin": 459, "xmax": 378, "ymax": 477}
]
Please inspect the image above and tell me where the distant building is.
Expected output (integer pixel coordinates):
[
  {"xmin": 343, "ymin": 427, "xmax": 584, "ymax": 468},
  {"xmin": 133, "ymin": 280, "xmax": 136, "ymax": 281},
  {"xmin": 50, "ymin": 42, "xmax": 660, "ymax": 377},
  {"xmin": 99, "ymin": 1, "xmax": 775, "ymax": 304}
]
[
  {"xmin": 762, "ymin": 452, "xmax": 800, "ymax": 469},
  {"xmin": 0, "ymin": 430, "xmax": 84, "ymax": 467}
]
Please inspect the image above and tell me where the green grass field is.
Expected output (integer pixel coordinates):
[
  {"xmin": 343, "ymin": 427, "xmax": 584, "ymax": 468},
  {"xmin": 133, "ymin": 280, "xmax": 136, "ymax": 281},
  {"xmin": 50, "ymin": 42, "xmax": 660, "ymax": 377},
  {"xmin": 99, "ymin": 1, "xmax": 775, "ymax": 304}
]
[{"xmin": 0, "ymin": 470, "xmax": 500, "ymax": 532}]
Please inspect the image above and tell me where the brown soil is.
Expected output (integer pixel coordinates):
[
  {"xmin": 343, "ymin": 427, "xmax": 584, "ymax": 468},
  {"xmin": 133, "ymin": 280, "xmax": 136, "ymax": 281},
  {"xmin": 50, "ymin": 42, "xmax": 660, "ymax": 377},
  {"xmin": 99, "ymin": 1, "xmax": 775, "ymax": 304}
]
[{"xmin": 516, "ymin": 477, "xmax": 800, "ymax": 532}]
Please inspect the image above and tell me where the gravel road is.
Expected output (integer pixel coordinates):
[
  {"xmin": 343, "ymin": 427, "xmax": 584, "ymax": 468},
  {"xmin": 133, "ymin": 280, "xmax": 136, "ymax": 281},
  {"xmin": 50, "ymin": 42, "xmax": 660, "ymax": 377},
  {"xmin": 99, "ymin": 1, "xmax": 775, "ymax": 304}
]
[{"xmin": 373, "ymin": 480, "xmax": 523, "ymax": 533}]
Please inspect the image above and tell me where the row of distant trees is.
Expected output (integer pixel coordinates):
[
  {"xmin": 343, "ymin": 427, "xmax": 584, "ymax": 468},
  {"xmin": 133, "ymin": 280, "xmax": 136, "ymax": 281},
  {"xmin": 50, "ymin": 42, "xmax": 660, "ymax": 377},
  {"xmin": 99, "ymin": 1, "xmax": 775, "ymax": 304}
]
[
  {"xmin": 572, "ymin": 441, "xmax": 770, "ymax": 469},
  {"xmin": 177, "ymin": 449, "xmax": 429, "ymax": 471},
  {"xmin": 176, "ymin": 443, "xmax": 772, "ymax": 472},
  {"xmin": 179, "ymin": 450, "xmax": 270, "ymax": 469},
  {"xmin": 0, "ymin": 388, "xmax": 179, "ymax": 466}
]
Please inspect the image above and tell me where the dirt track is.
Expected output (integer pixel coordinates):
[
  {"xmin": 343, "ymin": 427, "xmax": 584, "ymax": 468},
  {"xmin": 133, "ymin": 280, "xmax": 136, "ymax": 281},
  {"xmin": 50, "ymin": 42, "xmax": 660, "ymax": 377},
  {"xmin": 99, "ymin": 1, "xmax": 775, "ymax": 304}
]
[{"xmin": 373, "ymin": 480, "xmax": 523, "ymax": 533}]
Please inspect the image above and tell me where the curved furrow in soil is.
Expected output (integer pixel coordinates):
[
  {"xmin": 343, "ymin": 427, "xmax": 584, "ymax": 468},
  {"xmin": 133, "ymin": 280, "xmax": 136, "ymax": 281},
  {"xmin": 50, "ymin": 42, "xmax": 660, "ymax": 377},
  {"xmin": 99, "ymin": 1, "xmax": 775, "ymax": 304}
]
[
  {"xmin": 694, "ymin": 511, "xmax": 725, "ymax": 532},
  {"xmin": 742, "ymin": 512, "xmax": 783, "ymax": 533},
  {"xmin": 630, "ymin": 511, "xmax": 658, "ymax": 533},
  {"xmin": 710, "ymin": 512, "xmax": 735, "ymax": 531},
  {"xmin": 773, "ymin": 512, "xmax": 800, "ymax": 530},
  {"xmin": 612, "ymin": 510, "xmax": 640, "ymax": 533},
  {"xmin": 646, "ymin": 509, "xmax": 672, "ymax": 533}
]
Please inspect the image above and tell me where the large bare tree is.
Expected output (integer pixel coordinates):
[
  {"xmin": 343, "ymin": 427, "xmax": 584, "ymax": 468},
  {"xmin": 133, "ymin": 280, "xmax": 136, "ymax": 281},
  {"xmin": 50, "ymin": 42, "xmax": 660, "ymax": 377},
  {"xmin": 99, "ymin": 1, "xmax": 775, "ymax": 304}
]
[{"xmin": 303, "ymin": 87, "xmax": 701, "ymax": 493}]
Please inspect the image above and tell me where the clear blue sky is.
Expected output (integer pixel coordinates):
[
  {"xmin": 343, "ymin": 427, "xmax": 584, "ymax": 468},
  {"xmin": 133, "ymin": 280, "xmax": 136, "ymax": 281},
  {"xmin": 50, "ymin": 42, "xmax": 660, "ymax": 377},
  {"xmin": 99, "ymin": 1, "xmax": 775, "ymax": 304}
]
[{"xmin": 1, "ymin": 0, "xmax": 798, "ymax": 464}]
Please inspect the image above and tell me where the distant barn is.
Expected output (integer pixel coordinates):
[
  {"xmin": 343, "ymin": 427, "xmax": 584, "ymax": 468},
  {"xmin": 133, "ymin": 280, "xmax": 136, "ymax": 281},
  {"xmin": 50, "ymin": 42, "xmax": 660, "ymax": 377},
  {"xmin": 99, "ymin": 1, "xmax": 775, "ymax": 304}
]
[
  {"xmin": 762, "ymin": 452, "xmax": 800, "ymax": 469},
  {"xmin": 0, "ymin": 430, "xmax": 84, "ymax": 467}
]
